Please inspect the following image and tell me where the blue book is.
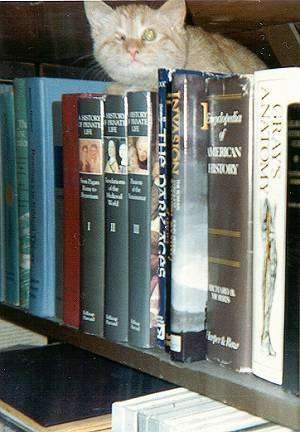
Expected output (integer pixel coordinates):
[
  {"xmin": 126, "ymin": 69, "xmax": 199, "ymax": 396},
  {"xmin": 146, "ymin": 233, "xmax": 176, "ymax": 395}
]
[
  {"xmin": 0, "ymin": 89, "xmax": 20, "ymax": 305},
  {"xmin": 26, "ymin": 77, "xmax": 109, "ymax": 318}
]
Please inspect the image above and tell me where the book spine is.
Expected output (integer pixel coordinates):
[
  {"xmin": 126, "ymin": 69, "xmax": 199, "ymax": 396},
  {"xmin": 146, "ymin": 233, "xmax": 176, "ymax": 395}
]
[
  {"xmin": 78, "ymin": 96, "xmax": 105, "ymax": 336},
  {"xmin": 103, "ymin": 94, "xmax": 129, "ymax": 342},
  {"xmin": 169, "ymin": 72, "xmax": 209, "ymax": 362},
  {"xmin": 62, "ymin": 94, "xmax": 81, "ymax": 328},
  {"xmin": 14, "ymin": 78, "xmax": 30, "ymax": 309},
  {"xmin": 0, "ymin": 90, "xmax": 20, "ymax": 306},
  {"xmin": 127, "ymin": 91, "xmax": 158, "ymax": 348},
  {"xmin": 252, "ymin": 70, "xmax": 293, "ymax": 385},
  {"xmin": 27, "ymin": 79, "xmax": 56, "ymax": 317},
  {"xmin": 283, "ymin": 103, "xmax": 300, "ymax": 395},
  {"xmin": 157, "ymin": 69, "xmax": 173, "ymax": 349},
  {"xmin": 53, "ymin": 100, "xmax": 64, "ymax": 320},
  {"xmin": 206, "ymin": 74, "xmax": 254, "ymax": 372}
]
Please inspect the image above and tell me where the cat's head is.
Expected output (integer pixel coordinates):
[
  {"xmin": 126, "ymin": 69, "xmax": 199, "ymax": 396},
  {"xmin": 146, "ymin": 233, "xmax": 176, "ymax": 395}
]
[{"xmin": 84, "ymin": 0, "xmax": 187, "ymax": 88}]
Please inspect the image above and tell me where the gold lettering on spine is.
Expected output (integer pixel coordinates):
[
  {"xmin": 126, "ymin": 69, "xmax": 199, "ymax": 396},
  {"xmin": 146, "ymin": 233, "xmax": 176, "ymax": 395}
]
[
  {"xmin": 170, "ymin": 91, "xmax": 180, "ymax": 176},
  {"xmin": 201, "ymin": 102, "xmax": 209, "ymax": 130}
]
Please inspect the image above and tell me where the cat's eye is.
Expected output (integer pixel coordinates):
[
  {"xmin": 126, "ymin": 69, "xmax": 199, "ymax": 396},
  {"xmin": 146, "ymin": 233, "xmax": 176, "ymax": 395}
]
[
  {"xmin": 116, "ymin": 33, "xmax": 126, "ymax": 41},
  {"xmin": 141, "ymin": 28, "xmax": 156, "ymax": 42}
]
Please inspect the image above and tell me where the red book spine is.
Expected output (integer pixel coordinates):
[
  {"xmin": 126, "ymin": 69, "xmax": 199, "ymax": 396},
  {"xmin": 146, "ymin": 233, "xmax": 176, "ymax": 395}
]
[{"xmin": 62, "ymin": 94, "xmax": 82, "ymax": 327}]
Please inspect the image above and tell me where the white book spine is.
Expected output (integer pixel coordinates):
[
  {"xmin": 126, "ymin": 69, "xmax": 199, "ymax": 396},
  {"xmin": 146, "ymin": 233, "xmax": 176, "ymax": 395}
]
[
  {"xmin": 111, "ymin": 388, "xmax": 187, "ymax": 432},
  {"xmin": 252, "ymin": 67, "xmax": 300, "ymax": 384}
]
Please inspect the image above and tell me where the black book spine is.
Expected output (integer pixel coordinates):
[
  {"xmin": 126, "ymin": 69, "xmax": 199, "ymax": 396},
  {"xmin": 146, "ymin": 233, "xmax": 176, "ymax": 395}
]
[
  {"xmin": 157, "ymin": 69, "xmax": 173, "ymax": 350},
  {"xmin": 78, "ymin": 96, "xmax": 105, "ymax": 336},
  {"xmin": 127, "ymin": 91, "xmax": 158, "ymax": 348},
  {"xmin": 103, "ymin": 94, "xmax": 129, "ymax": 342},
  {"xmin": 283, "ymin": 103, "xmax": 300, "ymax": 395}
]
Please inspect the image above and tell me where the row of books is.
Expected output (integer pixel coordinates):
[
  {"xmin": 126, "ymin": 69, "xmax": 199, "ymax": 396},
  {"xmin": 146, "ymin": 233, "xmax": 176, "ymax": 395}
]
[
  {"xmin": 159, "ymin": 67, "xmax": 300, "ymax": 395},
  {"xmin": 111, "ymin": 387, "xmax": 294, "ymax": 432},
  {"xmin": 0, "ymin": 67, "xmax": 299, "ymax": 394}
]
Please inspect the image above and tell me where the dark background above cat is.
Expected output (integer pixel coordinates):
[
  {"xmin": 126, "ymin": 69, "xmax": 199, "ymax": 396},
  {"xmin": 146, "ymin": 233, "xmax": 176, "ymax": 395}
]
[{"xmin": 0, "ymin": 1, "xmax": 299, "ymax": 76}]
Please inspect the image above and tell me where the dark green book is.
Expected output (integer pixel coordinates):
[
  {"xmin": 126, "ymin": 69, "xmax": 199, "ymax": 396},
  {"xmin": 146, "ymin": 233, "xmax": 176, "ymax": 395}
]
[
  {"xmin": 78, "ymin": 95, "xmax": 105, "ymax": 336},
  {"xmin": 127, "ymin": 91, "xmax": 158, "ymax": 348},
  {"xmin": 104, "ymin": 94, "xmax": 129, "ymax": 342}
]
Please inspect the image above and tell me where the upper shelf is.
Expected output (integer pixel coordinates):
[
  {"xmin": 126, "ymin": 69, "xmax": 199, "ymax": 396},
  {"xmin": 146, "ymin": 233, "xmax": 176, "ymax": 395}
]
[
  {"xmin": 0, "ymin": 303, "xmax": 299, "ymax": 431},
  {"xmin": 0, "ymin": 1, "xmax": 299, "ymax": 66}
]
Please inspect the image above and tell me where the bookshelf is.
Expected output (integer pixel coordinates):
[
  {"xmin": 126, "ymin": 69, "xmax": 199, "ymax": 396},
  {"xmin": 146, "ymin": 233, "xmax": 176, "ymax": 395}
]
[
  {"xmin": 0, "ymin": 1, "xmax": 300, "ymax": 430},
  {"xmin": 1, "ymin": 303, "xmax": 300, "ymax": 430}
]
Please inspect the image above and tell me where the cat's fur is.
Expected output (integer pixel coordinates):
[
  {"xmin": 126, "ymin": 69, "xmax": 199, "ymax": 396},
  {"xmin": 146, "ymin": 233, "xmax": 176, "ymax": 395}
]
[{"xmin": 84, "ymin": 0, "xmax": 265, "ymax": 93}]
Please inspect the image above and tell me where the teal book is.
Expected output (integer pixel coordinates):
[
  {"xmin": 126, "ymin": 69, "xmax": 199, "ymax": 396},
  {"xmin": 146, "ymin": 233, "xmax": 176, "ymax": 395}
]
[
  {"xmin": 0, "ymin": 83, "xmax": 12, "ymax": 302},
  {"xmin": 26, "ymin": 77, "xmax": 109, "ymax": 318},
  {"xmin": 14, "ymin": 78, "xmax": 31, "ymax": 309},
  {"xmin": 0, "ymin": 89, "xmax": 20, "ymax": 306}
]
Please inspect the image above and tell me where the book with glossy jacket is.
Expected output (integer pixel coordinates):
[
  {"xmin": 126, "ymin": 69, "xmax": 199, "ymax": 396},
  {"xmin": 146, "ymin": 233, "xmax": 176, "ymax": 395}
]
[
  {"xmin": 103, "ymin": 94, "xmax": 129, "ymax": 342},
  {"xmin": 206, "ymin": 74, "xmax": 254, "ymax": 372},
  {"xmin": 156, "ymin": 68, "xmax": 174, "ymax": 350},
  {"xmin": 26, "ymin": 77, "xmax": 108, "ymax": 318},
  {"xmin": 78, "ymin": 94, "xmax": 105, "ymax": 336},
  {"xmin": 252, "ymin": 67, "xmax": 300, "ymax": 385},
  {"xmin": 61, "ymin": 88, "xmax": 108, "ymax": 328},
  {"xmin": 169, "ymin": 70, "xmax": 216, "ymax": 362},
  {"xmin": 127, "ymin": 91, "xmax": 159, "ymax": 348}
]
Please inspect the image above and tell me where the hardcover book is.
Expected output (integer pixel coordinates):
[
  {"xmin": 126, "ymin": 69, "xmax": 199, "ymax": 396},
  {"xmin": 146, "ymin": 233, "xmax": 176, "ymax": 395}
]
[
  {"xmin": 127, "ymin": 91, "xmax": 159, "ymax": 348},
  {"xmin": 13, "ymin": 78, "xmax": 31, "ymax": 309},
  {"xmin": 25, "ymin": 77, "xmax": 108, "ymax": 318},
  {"xmin": 206, "ymin": 74, "xmax": 254, "ymax": 372},
  {"xmin": 103, "ymin": 94, "xmax": 129, "ymax": 342},
  {"xmin": 0, "ymin": 89, "xmax": 20, "ymax": 306},
  {"xmin": 0, "ymin": 85, "xmax": 12, "ymax": 301},
  {"xmin": 252, "ymin": 67, "xmax": 300, "ymax": 385},
  {"xmin": 283, "ymin": 102, "xmax": 300, "ymax": 396},
  {"xmin": 61, "ymin": 88, "xmax": 108, "ymax": 328},
  {"xmin": 156, "ymin": 68, "xmax": 174, "ymax": 350},
  {"xmin": 78, "ymin": 95, "xmax": 105, "ymax": 336},
  {"xmin": 169, "ymin": 70, "xmax": 214, "ymax": 362},
  {"xmin": 0, "ymin": 343, "xmax": 174, "ymax": 427}
]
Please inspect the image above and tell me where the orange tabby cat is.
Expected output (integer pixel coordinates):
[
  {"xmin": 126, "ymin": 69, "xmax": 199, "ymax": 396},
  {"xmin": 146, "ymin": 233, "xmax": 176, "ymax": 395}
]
[{"xmin": 84, "ymin": 0, "xmax": 265, "ymax": 92}]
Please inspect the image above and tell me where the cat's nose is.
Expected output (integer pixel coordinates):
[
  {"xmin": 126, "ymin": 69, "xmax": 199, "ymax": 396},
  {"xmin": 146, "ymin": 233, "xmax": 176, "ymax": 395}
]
[{"xmin": 128, "ymin": 46, "xmax": 139, "ymax": 61}]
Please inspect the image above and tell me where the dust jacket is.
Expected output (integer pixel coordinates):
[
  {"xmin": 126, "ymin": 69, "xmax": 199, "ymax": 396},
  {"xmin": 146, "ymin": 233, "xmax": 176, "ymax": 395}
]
[{"xmin": 206, "ymin": 74, "xmax": 254, "ymax": 372}]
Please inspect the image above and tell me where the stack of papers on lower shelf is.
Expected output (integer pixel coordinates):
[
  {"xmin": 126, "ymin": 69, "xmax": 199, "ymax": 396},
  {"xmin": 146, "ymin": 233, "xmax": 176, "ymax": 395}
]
[{"xmin": 112, "ymin": 387, "xmax": 295, "ymax": 432}]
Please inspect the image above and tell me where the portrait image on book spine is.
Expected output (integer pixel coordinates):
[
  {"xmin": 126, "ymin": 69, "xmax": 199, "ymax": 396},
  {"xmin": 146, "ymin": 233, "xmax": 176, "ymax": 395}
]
[
  {"xmin": 78, "ymin": 96, "xmax": 105, "ymax": 336},
  {"xmin": 103, "ymin": 94, "xmax": 129, "ymax": 343},
  {"xmin": 127, "ymin": 91, "xmax": 159, "ymax": 348}
]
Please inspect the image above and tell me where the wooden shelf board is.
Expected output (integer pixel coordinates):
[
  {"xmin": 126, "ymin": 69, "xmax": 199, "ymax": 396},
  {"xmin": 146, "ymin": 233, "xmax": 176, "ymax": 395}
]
[{"xmin": 0, "ymin": 303, "xmax": 299, "ymax": 430}]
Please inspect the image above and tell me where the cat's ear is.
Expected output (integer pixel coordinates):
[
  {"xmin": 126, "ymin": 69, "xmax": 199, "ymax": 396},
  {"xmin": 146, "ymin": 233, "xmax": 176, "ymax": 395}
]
[
  {"xmin": 159, "ymin": 0, "xmax": 186, "ymax": 27},
  {"xmin": 84, "ymin": 1, "xmax": 115, "ymax": 28}
]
